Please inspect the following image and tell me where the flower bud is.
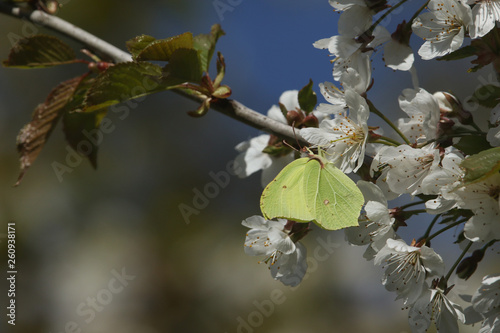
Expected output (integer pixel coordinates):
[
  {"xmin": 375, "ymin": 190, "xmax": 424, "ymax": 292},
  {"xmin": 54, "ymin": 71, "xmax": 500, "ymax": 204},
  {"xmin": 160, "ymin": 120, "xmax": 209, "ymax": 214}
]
[{"xmin": 433, "ymin": 91, "xmax": 473, "ymax": 125}]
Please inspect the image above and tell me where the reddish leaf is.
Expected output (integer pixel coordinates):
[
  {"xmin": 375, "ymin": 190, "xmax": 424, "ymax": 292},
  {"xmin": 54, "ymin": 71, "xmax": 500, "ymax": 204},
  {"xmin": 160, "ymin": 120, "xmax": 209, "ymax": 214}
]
[
  {"xmin": 15, "ymin": 75, "xmax": 85, "ymax": 185},
  {"xmin": 3, "ymin": 34, "xmax": 77, "ymax": 68},
  {"xmin": 83, "ymin": 62, "xmax": 165, "ymax": 112}
]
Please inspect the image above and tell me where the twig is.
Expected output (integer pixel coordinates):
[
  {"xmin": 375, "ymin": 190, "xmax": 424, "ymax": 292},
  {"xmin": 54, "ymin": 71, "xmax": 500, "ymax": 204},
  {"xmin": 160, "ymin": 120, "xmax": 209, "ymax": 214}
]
[
  {"xmin": 0, "ymin": 3, "xmax": 306, "ymax": 144},
  {"xmin": 0, "ymin": 3, "xmax": 132, "ymax": 63}
]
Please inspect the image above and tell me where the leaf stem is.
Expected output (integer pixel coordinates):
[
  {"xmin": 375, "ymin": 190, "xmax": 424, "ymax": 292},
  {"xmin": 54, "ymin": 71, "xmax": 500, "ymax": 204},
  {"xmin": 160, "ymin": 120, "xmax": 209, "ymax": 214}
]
[
  {"xmin": 400, "ymin": 200, "xmax": 427, "ymax": 210},
  {"xmin": 404, "ymin": 209, "xmax": 428, "ymax": 216},
  {"xmin": 367, "ymin": 0, "xmax": 411, "ymax": 35},
  {"xmin": 367, "ymin": 100, "xmax": 410, "ymax": 145},
  {"xmin": 469, "ymin": 121, "xmax": 484, "ymax": 133},
  {"xmin": 371, "ymin": 139, "xmax": 399, "ymax": 147},
  {"xmin": 427, "ymin": 219, "xmax": 466, "ymax": 242},
  {"xmin": 444, "ymin": 241, "xmax": 473, "ymax": 284},
  {"xmin": 409, "ymin": 0, "xmax": 430, "ymax": 25},
  {"xmin": 375, "ymin": 135, "xmax": 402, "ymax": 146},
  {"xmin": 421, "ymin": 214, "xmax": 442, "ymax": 240}
]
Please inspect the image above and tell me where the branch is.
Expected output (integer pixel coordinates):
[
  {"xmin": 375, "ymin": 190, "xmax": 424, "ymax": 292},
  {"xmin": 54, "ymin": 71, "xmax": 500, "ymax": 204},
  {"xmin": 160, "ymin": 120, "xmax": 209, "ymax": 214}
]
[
  {"xmin": 0, "ymin": 2, "xmax": 131, "ymax": 63},
  {"xmin": 0, "ymin": 2, "xmax": 306, "ymax": 144}
]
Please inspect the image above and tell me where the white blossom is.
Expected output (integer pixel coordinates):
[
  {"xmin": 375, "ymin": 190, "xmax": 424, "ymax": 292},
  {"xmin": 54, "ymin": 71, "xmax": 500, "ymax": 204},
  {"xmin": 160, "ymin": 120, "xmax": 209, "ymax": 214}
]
[
  {"xmin": 374, "ymin": 238, "xmax": 445, "ymax": 305},
  {"xmin": 315, "ymin": 68, "xmax": 371, "ymax": 117},
  {"xmin": 301, "ymin": 89, "xmax": 369, "ymax": 173},
  {"xmin": 314, "ymin": 82, "xmax": 349, "ymax": 116},
  {"xmin": 423, "ymin": 147, "xmax": 465, "ymax": 213},
  {"xmin": 314, "ymin": 25, "xmax": 390, "ymax": 81},
  {"xmin": 487, "ymin": 104, "xmax": 500, "ymax": 147},
  {"xmin": 233, "ymin": 91, "xmax": 298, "ymax": 187},
  {"xmin": 471, "ymin": 274, "xmax": 500, "ymax": 332},
  {"xmin": 452, "ymin": 172, "xmax": 500, "ymax": 242},
  {"xmin": 345, "ymin": 181, "xmax": 396, "ymax": 258},
  {"xmin": 412, "ymin": 0, "xmax": 473, "ymax": 60},
  {"xmin": 242, "ymin": 216, "xmax": 307, "ymax": 287},
  {"xmin": 269, "ymin": 242, "xmax": 308, "ymax": 287},
  {"xmin": 384, "ymin": 38, "xmax": 414, "ymax": 71},
  {"xmin": 467, "ymin": 0, "xmax": 500, "ymax": 39},
  {"xmin": 371, "ymin": 143, "xmax": 441, "ymax": 196},
  {"xmin": 408, "ymin": 285, "xmax": 465, "ymax": 333},
  {"xmin": 397, "ymin": 88, "xmax": 441, "ymax": 143},
  {"xmin": 234, "ymin": 134, "xmax": 294, "ymax": 188}
]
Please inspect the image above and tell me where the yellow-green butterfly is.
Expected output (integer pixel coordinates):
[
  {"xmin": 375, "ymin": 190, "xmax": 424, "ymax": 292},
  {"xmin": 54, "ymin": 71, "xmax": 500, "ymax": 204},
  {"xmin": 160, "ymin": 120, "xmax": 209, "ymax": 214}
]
[{"xmin": 260, "ymin": 151, "xmax": 363, "ymax": 230}]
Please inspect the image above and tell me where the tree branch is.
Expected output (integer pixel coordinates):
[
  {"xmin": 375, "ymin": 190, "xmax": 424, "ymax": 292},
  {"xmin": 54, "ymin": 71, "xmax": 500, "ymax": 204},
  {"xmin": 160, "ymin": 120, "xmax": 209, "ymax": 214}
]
[{"xmin": 0, "ymin": 2, "xmax": 306, "ymax": 144}]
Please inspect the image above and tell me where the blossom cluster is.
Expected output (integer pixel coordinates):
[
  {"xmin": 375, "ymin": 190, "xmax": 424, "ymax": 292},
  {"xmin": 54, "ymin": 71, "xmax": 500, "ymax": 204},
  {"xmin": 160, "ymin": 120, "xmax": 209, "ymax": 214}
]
[{"xmin": 235, "ymin": 0, "xmax": 500, "ymax": 332}]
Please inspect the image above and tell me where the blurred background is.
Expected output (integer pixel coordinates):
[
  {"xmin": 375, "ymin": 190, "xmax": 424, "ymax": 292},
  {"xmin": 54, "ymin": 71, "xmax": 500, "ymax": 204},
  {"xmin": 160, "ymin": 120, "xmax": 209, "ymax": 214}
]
[{"xmin": 0, "ymin": 0, "xmax": 497, "ymax": 332}]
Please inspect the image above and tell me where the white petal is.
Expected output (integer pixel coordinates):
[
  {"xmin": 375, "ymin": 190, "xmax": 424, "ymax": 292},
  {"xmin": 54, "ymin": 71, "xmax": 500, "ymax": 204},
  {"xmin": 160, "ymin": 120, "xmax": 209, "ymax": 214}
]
[
  {"xmin": 472, "ymin": 274, "xmax": 500, "ymax": 314},
  {"xmin": 234, "ymin": 134, "xmax": 272, "ymax": 178},
  {"xmin": 338, "ymin": 6, "xmax": 373, "ymax": 38},
  {"xmin": 469, "ymin": 1, "xmax": 500, "ymax": 38},
  {"xmin": 384, "ymin": 39, "xmax": 414, "ymax": 71},
  {"xmin": 329, "ymin": 0, "xmax": 367, "ymax": 11},
  {"xmin": 278, "ymin": 90, "xmax": 300, "ymax": 111},
  {"xmin": 313, "ymin": 37, "xmax": 333, "ymax": 50},
  {"xmin": 357, "ymin": 180, "xmax": 388, "ymax": 205},
  {"xmin": 268, "ymin": 228, "xmax": 296, "ymax": 254},
  {"xmin": 270, "ymin": 242, "xmax": 308, "ymax": 287},
  {"xmin": 242, "ymin": 215, "xmax": 268, "ymax": 230},
  {"xmin": 328, "ymin": 35, "xmax": 361, "ymax": 58},
  {"xmin": 300, "ymin": 125, "xmax": 337, "ymax": 146},
  {"xmin": 339, "ymin": 67, "xmax": 371, "ymax": 93},
  {"xmin": 267, "ymin": 105, "xmax": 287, "ymax": 123},
  {"xmin": 369, "ymin": 25, "xmax": 391, "ymax": 48}
]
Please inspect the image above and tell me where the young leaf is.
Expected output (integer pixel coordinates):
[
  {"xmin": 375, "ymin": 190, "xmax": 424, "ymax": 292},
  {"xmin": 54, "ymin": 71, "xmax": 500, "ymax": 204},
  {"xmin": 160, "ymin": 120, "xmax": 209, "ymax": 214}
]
[
  {"xmin": 454, "ymin": 135, "xmax": 491, "ymax": 156},
  {"xmin": 193, "ymin": 24, "xmax": 225, "ymax": 72},
  {"xmin": 132, "ymin": 32, "xmax": 194, "ymax": 62},
  {"xmin": 15, "ymin": 75, "xmax": 85, "ymax": 185},
  {"xmin": 260, "ymin": 153, "xmax": 363, "ymax": 230},
  {"xmin": 62, "ymin": 108, "xmax": 107, "ymax": 169},
  {"xmin": 126, "ymin": 35, "xmax": 157, "ymax": 59},
  {"xmin": 468, "ymin": 84, "xmax": 500, "ymax": 108},
  {"xmin": 163, "ymin": 48, "xmax": 203, "ymax": 83},
  {"xmin": 3, "ymin": 34, "xmax": 77, "ymax": 68},
  {"xmin": 298, "ymin": 79, "xmax": 317, "ymax": 114},
  {"xmin": 461, "ymin": 147, "xmax": 500, "ymax": 185},
  {"xmin": 437, "ymin": 45, "xmax": 478, "ymax": 62},
  {"xmin": 83, "ymin": 62, "xmax": 165, "ymax": 112}
]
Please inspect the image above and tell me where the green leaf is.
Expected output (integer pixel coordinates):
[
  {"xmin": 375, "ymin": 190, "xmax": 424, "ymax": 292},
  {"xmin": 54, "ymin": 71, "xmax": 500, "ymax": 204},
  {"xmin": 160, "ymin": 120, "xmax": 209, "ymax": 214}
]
[
  {"xmin": 212, "ymin": 85, "xmax": 231, "ymax": 99},
  {"xmin": 132, "ymin": 32, "xmax": 194, "ymax": 62},
  {"xmin": 278, "ymin": 102, "xmax": 289, "ymax": 119},
  {"xmin": 454, "ymin": 135, "xmax": 491, "ymax": 156},
  {"xmin": 15, "ymin": 75, "xmax": 85, "ymax": 185},
  {"xmin": 163, "ymin": 48, "xmax": 203, "ymax": 83},
  {"xmin": 3, "ymin": 34, "xmax": 77, "ymax": 68},
  {"xmin": 126, "ymin": 35, "xmax": 157, "ymax": 59},
  {"xmin": 468, "ymin": 84, "xmax": 500, "ymax": 108},
  {"xmin": 437, "ymin": 45, "xmax": 478, "ymax": 61},
  {"xmin": 262, "ymin": 144, "xmax": 292, "ymax": 157},
  {"xmin": 187, "ymin": 97, "xmax": 211, "ymax": 117},
  {"xmin": 298, "ymin": 79, "xmax": 317, "ymax": 114},
  {"xmin": 260, "ymin": 153, "xmax": 363, "ymax": 230},
  {"xmin": 461, "ymin": 147, "xmax": 500, "ymax": 184},
  {"xmin": 84, "ymin": 62, "xmax": 165, "ymax": 112},
  {"xmin": 193, "ymin": 24, "xmax": 225, "ymax": 72},
  {"xmin": 62, "ymin": 108, "xmax": 107, "ymax": 169}
]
